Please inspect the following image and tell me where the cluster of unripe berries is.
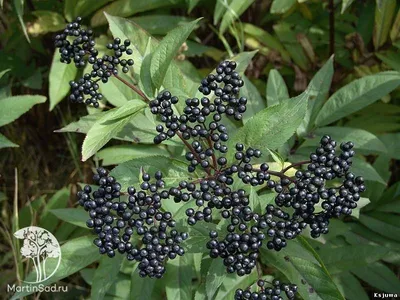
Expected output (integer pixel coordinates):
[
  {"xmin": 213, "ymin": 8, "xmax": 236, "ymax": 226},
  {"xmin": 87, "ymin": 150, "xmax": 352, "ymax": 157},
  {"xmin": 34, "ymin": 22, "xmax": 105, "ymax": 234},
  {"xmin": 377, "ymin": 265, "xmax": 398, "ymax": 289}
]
[
  {"xmin": 55, "ymin": 17, "xmax": 134, "ymax": 107},
  {"xmin": 60, "ymin": 18, "xmax": 366, "ymax": 298}
]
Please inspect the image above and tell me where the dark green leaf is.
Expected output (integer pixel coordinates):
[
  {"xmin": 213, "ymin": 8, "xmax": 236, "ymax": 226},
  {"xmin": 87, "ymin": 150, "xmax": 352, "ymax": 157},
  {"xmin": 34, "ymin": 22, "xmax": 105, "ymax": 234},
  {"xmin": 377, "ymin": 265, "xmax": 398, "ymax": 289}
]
[
  {"xmin": 205, "ymin": 259, "xmax": 227, "ymax": 300},
  {"xmin": 131, "ymin": 267, "xmax": 156, "ymax": 299},
  {"xmin": 92, "ymin": 256, "xmax": 124, "ymax": 300},
  {"xmin": 351, "ymin": 262, "xmax": 400, "ymax": 292},
  {"xmin": 333, "ymin": 272, "xmax": 369, "ymax": 300},
  {"xmin": 50, "ymin": 208, "xmax": 88, "ymax": 228},
  {"xmin": 165, "ymin": 255, "xmax": 193, "ymax": 300}
]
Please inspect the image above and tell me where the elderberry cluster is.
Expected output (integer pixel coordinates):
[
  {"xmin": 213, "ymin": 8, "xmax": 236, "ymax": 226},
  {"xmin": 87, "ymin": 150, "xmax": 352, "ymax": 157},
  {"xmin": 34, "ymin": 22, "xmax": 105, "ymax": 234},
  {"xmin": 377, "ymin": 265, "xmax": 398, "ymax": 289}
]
[
  {"xmin": 235, "ymin": 279, "xmax": 297, "ymax": 300},
  {"xmin": 55, "ymin": 17, "xmax": 135, "ymax": 107},
  {"xmin": 77, "ymin": 168, "xmax": 187, "ymax": 278}
]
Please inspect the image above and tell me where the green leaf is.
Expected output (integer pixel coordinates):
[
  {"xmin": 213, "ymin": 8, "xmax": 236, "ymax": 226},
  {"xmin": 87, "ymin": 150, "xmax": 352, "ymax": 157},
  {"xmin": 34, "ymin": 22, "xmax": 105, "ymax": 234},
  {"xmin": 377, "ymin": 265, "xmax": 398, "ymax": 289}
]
[
  {"xmin": 13, "ymin": 0, "xmax": 30, "ymax": 42},
  {"xmin": 205, "ymin": 259, "xmax": 227, "ymax": 300},
  {"xmin": 130, "ymin": 268, "xmax": 156, "ymax": 299},
  {"xmin": 359, "ymin": 212, "xmax": 400, "ymax": 242},
  {"xmin": 352, "ymin": 157, "xmax": 386, "ymax": 184},
  {"xmin": 373, "ymin": 0, "xmax": 396, "ymax": 50},
  {"xmin": 50, "ymin": 208, "xmax": 88, "ymax": 228},
  {"xmin": 228, "ymin": 89, "xmax": 309, "ymax": 158},
  {"xmin": 96, "ymin": 145, "xmax": 169, "ymax": 166},
  {"xmin": 29, "ymin": 11, "xmax": 66, "ymax": 35},
  {"xmin": 165, "ymin": 255, "xmax": 193, "ymax": 300},
  {"xmin": 260, "ymin": 239, "xmax": 344, "ymax": 300},
  {"xmin": 215, "ymin": 271, "xmax": 258, "ymax": 299},
  {"xmin": 64, "ymin": 0, "xmax": 112, "ymax": 21},
  {"xmin": 150, "ymin": 19, "xmax": 200, "ymax": 89},
  {"xmin": 100, "ymin": 74, "xmax": 140, "ymax": 107},
  {"xmin": 270, "ymin": 0, "xmax": 296, "ymax": 14},
  {"xmin": 92, "ymin": 0, "xmax": 180, "ymax": 27},
  {"xmin": 140, "ymin": 37, "xmax": 155, "ymax": 98},
  {"xmin": 315, "ymin": 71, "xmax": 400, "ymax": 126},
  {"xmin": 92, "ymin": 255, "xmax": 124, "ymax": 300},
  {"xmin": 351, "ymin": 262, "xmax": 400, "ymax": 292},
  {"xmin": 219, "ymin": 0, "xmax": 255, "ymax": 34},
  {"xmin": 0, "ymin": 69, "xmax": 11, "ymax": 81},
  {"xmin": 40, "ymin": 188, "xmax": 70, "ymax": 231},
  {"xmin": 333, "ymin": 272, "xmax": 369, "ymax": 300},
  {"xmin": 130, "ymin": 15, "xmax": 195, "ymax": 35},
  {"xmin": 110, "ymin": 156, "xmax": 191, "ymax": 190},
  {"xmin": 266, "ymin": 69, "xmax": 289, "ymax": 107},
  {"xmin": 11, "ymin": 236, "xmax": 101, "ymax": 299},
  {"xmin": 241, "ymin": 75, "xmax": 266, "ymax": 123},
  {"xmin": 299, "ymin": 56, "xmax": 334, "ymax": 135},
  {"xmin": 317, "ymin": 245, "xmax": 389, "ymax": 275},
  {"xmin": 0, "ymin": 95, "xmax": 46, "ymax": 127},
  {"xmin": 0, "ymin": 133, "xmax": 18, "ymax": 149},
  {"xmin": 379, "ymin": 133, "xmax": 400, "ymax": 159},
  {"xmin": 376, "ymin": 51, "xmax": 400, "ymax": 71},
  {"xmin": 81, "ymin": 100, "xmax": 146, "ymax": 161},
  {"xmin": 301, "ymin": 127, "xmax": 387, "ymax": 154},
  {"xmin": 49, "ymin": 51, "xmax": 77, "ymax": 110}
]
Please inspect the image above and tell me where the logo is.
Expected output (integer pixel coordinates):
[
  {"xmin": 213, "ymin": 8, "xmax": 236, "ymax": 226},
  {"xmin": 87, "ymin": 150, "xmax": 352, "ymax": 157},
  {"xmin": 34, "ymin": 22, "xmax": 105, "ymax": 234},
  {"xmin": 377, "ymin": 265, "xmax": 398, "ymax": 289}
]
[{"xmin": 14, "ymin": 226, "xmax": 61, "ymax": 283}]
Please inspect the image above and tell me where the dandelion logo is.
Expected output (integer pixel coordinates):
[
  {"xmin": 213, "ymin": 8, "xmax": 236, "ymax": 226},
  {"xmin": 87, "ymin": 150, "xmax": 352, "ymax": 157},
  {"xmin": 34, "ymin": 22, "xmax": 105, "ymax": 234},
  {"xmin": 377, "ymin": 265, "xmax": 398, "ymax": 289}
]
[{"xmin": 14, "ymin": 226, "xmax": 61, "ymax": 283}]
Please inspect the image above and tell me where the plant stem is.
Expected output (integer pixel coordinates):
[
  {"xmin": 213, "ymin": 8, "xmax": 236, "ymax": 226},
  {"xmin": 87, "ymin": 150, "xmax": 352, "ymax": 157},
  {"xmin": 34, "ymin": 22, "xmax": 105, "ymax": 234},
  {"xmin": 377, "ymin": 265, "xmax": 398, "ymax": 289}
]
[
  {"xmin": 281, "ymin": 160, "xmax": 311, "ymax": 173},
  {"xmin": 206, "ymin": 136, "xmax": 218, "ymax": 171},
  {"xmin": 113, "ymin": 73, "xmax": 150, "ymax": 103}
]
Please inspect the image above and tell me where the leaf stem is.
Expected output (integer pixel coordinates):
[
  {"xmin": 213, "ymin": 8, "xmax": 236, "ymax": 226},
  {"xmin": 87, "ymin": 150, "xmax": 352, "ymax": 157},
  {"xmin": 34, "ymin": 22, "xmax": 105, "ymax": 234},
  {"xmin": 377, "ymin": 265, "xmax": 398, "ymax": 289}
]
[{"xmin": 281, "ymin": 160, "xmax": 311, "ymax": 173}]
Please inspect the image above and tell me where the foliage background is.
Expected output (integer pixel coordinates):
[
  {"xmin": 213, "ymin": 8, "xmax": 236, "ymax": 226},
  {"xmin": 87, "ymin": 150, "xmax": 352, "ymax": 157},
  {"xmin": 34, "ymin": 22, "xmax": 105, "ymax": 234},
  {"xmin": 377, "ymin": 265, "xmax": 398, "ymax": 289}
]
[{"xmin": 0, "ymin": 0, "xmax": 399, "ymax": 299}]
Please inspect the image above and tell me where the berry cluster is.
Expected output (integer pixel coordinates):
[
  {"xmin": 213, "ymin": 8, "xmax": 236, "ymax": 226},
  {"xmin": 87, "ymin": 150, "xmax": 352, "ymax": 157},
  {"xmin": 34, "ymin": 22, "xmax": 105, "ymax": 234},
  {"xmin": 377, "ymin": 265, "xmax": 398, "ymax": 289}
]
[
  {"xmin": 77, "ymin": 168, "xmax": 187, "ymax": 278},
  {"xmin": 235, "ymin": 279, "xmax": 297, "ymax": 300},
  {"xmin": 58, "ymin": 19, "xmax": 367, "ymax": 297},
  {"xmin": 55, "ymin": 18, "xmax": 135, "ymax": 107}
]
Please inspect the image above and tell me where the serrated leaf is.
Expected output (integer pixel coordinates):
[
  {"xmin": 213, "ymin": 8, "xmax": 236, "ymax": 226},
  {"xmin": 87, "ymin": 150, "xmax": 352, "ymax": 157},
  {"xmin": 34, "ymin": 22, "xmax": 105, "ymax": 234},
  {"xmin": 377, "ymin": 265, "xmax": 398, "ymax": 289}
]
[
  {"xmin": 150, "ymin": 19, "xmax": 200, "ymax": 89},
  {"xmin": 49, "ymin": 51, "xmax": 77, "ymax": 110},
  {"xmin": 228, "ymin": 88, "xmax": 309, "ymax": 159},
  {"xmin": 205, "ymin": 259, "xmax": 227, "ymax": 300},
  {"xmin": 241, "ymin": 75, "xmax": 266, "ymax": 123},
  {"xmin": 266, "ymin": 69, "xmax": 289, "ymax": 107},
  {"xmin": 81, "ymin": 100, "xmax": 146, "ymax": 161},
  {"xmin": 130, "ymin": 268, "xmax": 156, "ymax": 299},
  {"xmin": 11, "ymin": 236, "xmax": 101, "ymax": 299},
  {"xmin": 0, "ymin": 95, "xmax": 46, "ymax": 127},
  {"xmin": 92, "ymin": 256, "xmax": 124, "ymax": 300},
  {"xmin": 333, "ymin": 272, "xmax": 369, "ymax": 300},
  {"xmin": 50, "ymin": 208, "xmax": 88, "ymax": 228},
  {"xmin": 315, "ymin": 71, "xmax": 400, "ymax": 126},
  {"xmin": 0, "ymin": 133, "xmax": 18, "ymax": 149}
]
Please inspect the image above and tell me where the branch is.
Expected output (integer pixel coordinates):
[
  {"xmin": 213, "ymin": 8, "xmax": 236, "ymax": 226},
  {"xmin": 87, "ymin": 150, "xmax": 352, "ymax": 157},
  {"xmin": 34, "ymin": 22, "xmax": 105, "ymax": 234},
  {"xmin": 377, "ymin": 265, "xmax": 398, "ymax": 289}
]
[{"xmin": 281, "ymin": 160, "xmax": 311, "ymax": 173}]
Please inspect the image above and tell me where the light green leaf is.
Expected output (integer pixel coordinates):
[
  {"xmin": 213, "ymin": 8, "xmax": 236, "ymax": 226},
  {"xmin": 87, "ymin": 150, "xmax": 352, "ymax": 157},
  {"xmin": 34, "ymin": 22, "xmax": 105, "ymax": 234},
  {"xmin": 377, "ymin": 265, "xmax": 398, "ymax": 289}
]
[
  {"xmin": 49, "ymin": 51, "xmax": 77, "ymax": 110},
  {"xmin": 165, "ymin": 255, "xmax": 193, "ymax": 300},
  {"xmin": 82, "ymin": 100, "xmax": 146, "ymax": 161},
  {"xmin": 301, "ymin": 127, "xmax": 387, "ymax": 154},
  {"xmin": 352, "ymin": 157, "xmax": 386, "ymax": 184},
  {"xmin": 29, "ymin": 11, "xmax": 66, "ymax": 35},
  {"xmin": 92, "ymin": 256, "xmax": 124, "ymax": 300},
  {"xmin": 215, "ymin": 271, "xmax": 258, "ymax": 299},
  {"xmin": 205, "ymin": 259, "xmax": 227, "ymax": 300},
  {"xmin": 11, "ymin": 236, "xmax": 101, "ymax": 299},
  {"xmin": 0, "ymin": 69, "xmax": 11, "ymax": 80},
  {"xmin": 0, "ymin": 95, "xmax": 46, "ymax": 127},
  {"xmin": 266, "ymin": 69, "xmax": 289, "ymax": 107},
  {"xmin": 373, "ymin": 0, "xmax": 396, "ymax": 50},
  {"xmin": 317, "ymin": 245, "xmax": 389, "ymax": 275},
  {"xmin": 352, "ymin": 197, "xmax": 370, "ymax": 219},
  {"xmin": 110, "ymin": 156, "xmax": 192, "ymax": 190},
  {"xmin": 50, "ymin": 208, "xmax": 88, "ymax": 228},
  {"xmin": 228, "ymin": 89, "xmax": 309, "ymax": 158},
  {"xmin": 96, "ymin": 145, "xmax": 169, "ymax": 166},
  {"xmin": 91, "ymin": 0, "xmax": 180, "ymax": 27},
  {"xmin": 341, "ymin": 0, "xmax": 355, "ymax": 13},
  {"xmin": 219, "ymin": 0, "xmax": 255, "ymax": 34},
  {"xmin": 241, "ymin": 75, "xmax": 266, "ymax": 123},
  {"xmin": 140, "ymin": 37, "xmax": 155, "ymax": 98},
  {"xmin": 376, "ymin": 51, "xmax": 400, "ymax": 71},
  {"xmin": 0, "ymin": 133, "xmax": 18, "ymax": 149},
  {"xmin": 40, "ymin": 188, "xmax": 70, "ymax": 232},
  {"xmin": 100, "ymin": 74, "xmax": 138, "ymax": 107},
  {"xmin": 270, "ymin": 0, "xmax": 296, "ymax": 14},
  {"xmin": 150, "ymin": 19, "xmax": 200, "ymax": 89},
  {"xmin": 315, "ymin": 71, "xmax": 400, "ymax": 126}
]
